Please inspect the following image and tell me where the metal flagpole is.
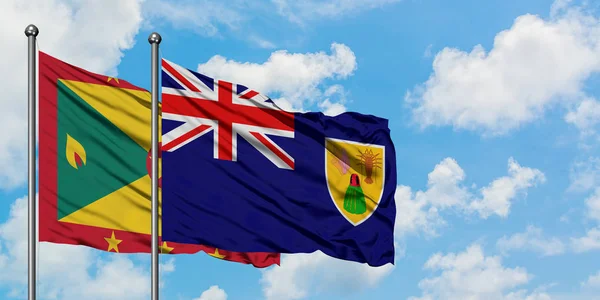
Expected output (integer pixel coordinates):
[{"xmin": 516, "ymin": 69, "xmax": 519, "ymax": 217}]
[
  {"xmin": 148, "ymin": 32, "xmax": 162, "ymax": 300},
  {"xmin": 25, "ymin": 24, "xmax": 39, "ymax": 300}
]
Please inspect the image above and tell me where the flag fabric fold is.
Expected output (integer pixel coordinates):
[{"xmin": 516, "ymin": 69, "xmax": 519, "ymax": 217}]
[
  {"xmin": 161, "ymin": 58, "xmax": 397, "ymax": 267},
  {"xmin": 38, "ymin": 51, "xmax": 280, "ymax": 268}
]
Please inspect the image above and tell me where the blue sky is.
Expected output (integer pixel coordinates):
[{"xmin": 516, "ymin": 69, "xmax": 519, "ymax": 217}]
[{"xmin": 1, "ymin": 0, "xmax": 600, "ymax": 299}]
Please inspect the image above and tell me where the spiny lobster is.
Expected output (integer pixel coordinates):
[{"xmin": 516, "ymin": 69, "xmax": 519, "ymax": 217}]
[{"xmin": 356, "ymin": 149, "xmax": 382, "ymax": 184}]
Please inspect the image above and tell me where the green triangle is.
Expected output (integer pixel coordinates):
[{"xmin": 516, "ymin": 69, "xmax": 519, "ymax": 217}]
[{"xmin": 56, "ymin": 80, "xmax": 149, "ymax": 219}]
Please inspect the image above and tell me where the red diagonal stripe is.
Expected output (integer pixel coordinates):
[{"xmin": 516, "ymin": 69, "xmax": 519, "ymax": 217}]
[
  {"xmin": 163, "ymin": 124, "xmax": 212, "ymax": 151},
  {"xmin": 162, "ymin": 60, "xmax": 201, "ymax": 93},
  {"xmin": 239, "ymin": 90, "xmax": 259, "ymax": 100},
  {"xmin": 251, "ymin": 132, "xmax": 294, "ymax": 169}
]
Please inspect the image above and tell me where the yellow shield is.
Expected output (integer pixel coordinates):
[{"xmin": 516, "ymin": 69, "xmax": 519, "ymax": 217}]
[{"xmin": 325, "ymin": 138, "xmax": 385, "ymax": 226}]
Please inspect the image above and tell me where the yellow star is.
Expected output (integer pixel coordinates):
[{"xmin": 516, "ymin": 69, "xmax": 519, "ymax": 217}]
[
  {"xmin": 160, "ymin": 241, "xmax": 174, "ymax": 254},
  {"xmin": 107, "ymin": 77, "xmax": 119, "ymax": 84},
  {"xmin": 208, "ymin": 248, "xmax": 226, "ymax": 259},
  {"xmin": 104, "ymin": 231, "xmax": 122, "ymax": 253}
]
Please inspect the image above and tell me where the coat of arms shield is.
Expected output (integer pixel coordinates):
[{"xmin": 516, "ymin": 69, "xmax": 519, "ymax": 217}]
[{"xmin": 325, "ymin": 137, "xmax": 385, "ymax": 226}]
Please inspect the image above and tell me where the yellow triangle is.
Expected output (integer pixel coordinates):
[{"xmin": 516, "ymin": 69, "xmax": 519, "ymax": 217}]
[
  {"xmin": 60, "ymin": 80, "xmax": 162, "ymax": 151},
  {"xmin": 59, "ymin": 175, "xmax": 161, "ymax": 235}
]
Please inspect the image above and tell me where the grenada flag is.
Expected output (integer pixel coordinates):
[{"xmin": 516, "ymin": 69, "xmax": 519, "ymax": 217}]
[{"xmin": 38, "ymin": 51, "xmax": 279, "ymax": 268}]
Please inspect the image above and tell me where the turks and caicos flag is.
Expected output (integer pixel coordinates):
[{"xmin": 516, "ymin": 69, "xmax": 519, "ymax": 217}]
[{"xmin": 161, "ymin": 58, "xmax": 398, "ymax": 267}]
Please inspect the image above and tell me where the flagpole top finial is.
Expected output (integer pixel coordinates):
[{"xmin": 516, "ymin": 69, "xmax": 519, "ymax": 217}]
[
  {"xmin": 148, "ymin": 32, "xmax": 162, "ymax": 44},
  {"xmin": 24, "ymin": 24, "xmax": 39, "ymax": 37}
]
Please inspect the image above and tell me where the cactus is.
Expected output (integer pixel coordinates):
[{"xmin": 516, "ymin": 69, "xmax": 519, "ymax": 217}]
[{"xmin": 343, "ymin": 174, "xmax": 367, "ymax": 214}]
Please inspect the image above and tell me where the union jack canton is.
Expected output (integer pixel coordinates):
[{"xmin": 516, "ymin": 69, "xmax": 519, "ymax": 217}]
[{"xmin": 161, "ymin": 59, "xmax": 295, "ymax": 170}]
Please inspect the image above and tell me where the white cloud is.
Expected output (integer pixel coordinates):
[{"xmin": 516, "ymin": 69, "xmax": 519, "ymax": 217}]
[
  {"xmin": 585, "ymin": 188, "xmax": 600, "ymax": 222},
  {"xmin": 271, "ymin": 98, "xmax": 305, "ymax": 114},
  {"xmin": 504, "ymin": 289, "xmax": 553, "ymax": 300},
  {"xmin": 418, "ymin": 157, "xmax": 471, "ymax": 209},
  {"xmin": 272, "ymin": 0, "xmax": 401, "ymax": 25},
  {"xmin": 146, "ymin": 0, "xmax": 400, "ymax": 37},
  {"xmin": 423, "ymin": 44, "xmax": 434, "ymax": 58},
  {"xmin": 0, "ymin": 195, "xmax": 171, "ymax": 300},
  {"xmin": 550, "ymin": 0, "xmax": 573, "ymax": 17},
  {"xmin": 248, "ymin": 35, "xmax": 277, "ymax": 49},
  {"xmin": 395, "ymin": 157, "xmax": 545, "ymax": 238},
  {"xmin": 405, "ymin": 2, "xmax": 600, "ymax": 136},
  {"xmin": 581, "ymin": 270, "xmax": 600, "ymax": 289},
  {"xmin": 317, "ymin": 85, "xmax": 348, "ymax": 116},
  {"xmin": 394, "ymin": 185, "xmax": 446, "ymax": 238},
  {"xmin": 393, "ymin": 157, "xmax": 469, "ymax": 239},
  {"xmin": 565, "ymin": 97, "xmax": 600, "ymax": 137},
  {"xmin": 259, "ymin": 251, "xmax": 394, "ymax": 300},
  {"xmin": 143, "ymin": 0, "xmax": 243, "ymax": 37},
  {"xmin": 318, "ymin": 99, "xmax": 347, "ymax": 116},
  {"xmin": 568, "ymin": 157, "xmax": 600, "ymax": 193},
  {"xmin": 194, "ymin": 285, "xmax": 228, "ymax": 300},
  {"xmin": 196, "ymin": 43, "xmax": 356, "ymax": 112},
  {"xmin": 496, "ymin": 225, "xmax": 566, "ymax": 256},
  {"xmin": 409, "ymin": 244, "xmax": 550, "ymax": 300},
  {"xmin": 0, "ymin": 0, "xmax": 145, "ymax": 189},
  {"xmin": 160, "ymin": 257, "xmax": 176, "ymax": 273},
  {"xmin": 468, "ymin": 158, "xmax": 546, "ymax": 218},
  {"xmin": 571, "ymin": 228, "xmax": 600, "ymax": 253},
  {"xmin": 60, "ymin": 256, "xmax": 150, "ymax": 300},
  {"xmin": 570, "ymin": 187, "xmax": 600, "ymax": 253}
]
